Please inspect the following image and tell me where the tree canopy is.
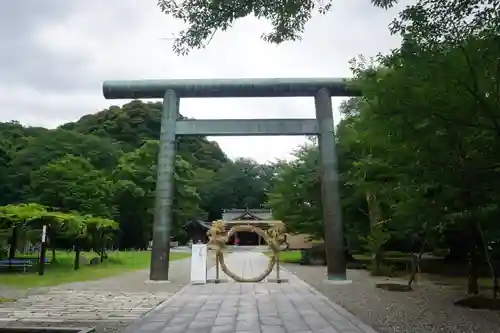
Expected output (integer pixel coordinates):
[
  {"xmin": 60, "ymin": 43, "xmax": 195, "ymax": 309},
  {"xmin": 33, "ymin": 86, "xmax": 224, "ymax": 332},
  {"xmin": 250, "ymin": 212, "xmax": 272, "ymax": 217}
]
[
  {"xmin": 158, "ymin": 0, "xmax": 399, "ymax": 54},
  {"xmin": 265, "ymin": 0, "xmax": 500, "ymax": 294},
  {"xmin": 0, "ymin": 100, "xmax": 274, "ymax": 250}
]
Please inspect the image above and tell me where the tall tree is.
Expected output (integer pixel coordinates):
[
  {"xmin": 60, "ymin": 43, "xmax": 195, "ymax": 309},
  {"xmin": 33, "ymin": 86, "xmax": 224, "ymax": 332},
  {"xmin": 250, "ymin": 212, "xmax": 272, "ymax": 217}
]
[
  {"xmin": 27, "ymin": 155, "xmax": 116, "ymax": 218},
  {"xmin": 113, "ymin": 140, "xmax": 202, "ymax": 248}
]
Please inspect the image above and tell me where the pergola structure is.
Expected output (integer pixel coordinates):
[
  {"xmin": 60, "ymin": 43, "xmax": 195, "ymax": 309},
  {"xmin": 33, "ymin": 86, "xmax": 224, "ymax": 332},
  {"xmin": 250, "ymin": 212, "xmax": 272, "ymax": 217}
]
[{"xmin": 103, "ymin": 77, "xmax": 359, "ymax": 282}]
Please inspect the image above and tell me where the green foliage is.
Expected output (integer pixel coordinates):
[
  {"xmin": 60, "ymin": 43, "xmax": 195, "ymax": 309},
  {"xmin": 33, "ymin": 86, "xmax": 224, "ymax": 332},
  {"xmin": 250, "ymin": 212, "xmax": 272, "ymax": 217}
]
[
  {"xmin": 157, "ymin": 0, "xmax": 399, "ymax": 54},
  {"xmin": 1, "ymin": 250, "xmax": 190, "ymax": 289},
  {"xmin": 28, "ymin": 155, "xmax": 116, "ymax": 217},
  {"xmin": 368, "ymin": 262, "xmax": 396, "ymax": 277},
  {"xmin": 0, "ymin": 203, "xmax": 120, "ymax": 257},
  {"xmin": 362, "ymin": 226, "xmax": 390, "ymax": 255},
  {"xmin": 112, "ymin": 140, "xmax": 202, "ymax": 246},
  {"xmin": 264, "ymin": 0, "xmax": 500, "ymax": 290},
  {"xmin": 0, "ymin": 100, "xmax": 263, "ymax": 249},
  {"xmin": 266, "ymin": 142, "xmax": 323, "ymax": 239}
]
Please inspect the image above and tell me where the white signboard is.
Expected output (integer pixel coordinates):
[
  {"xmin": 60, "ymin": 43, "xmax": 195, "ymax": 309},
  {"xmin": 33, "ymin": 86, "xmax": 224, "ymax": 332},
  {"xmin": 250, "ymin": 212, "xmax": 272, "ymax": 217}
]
[
  {"xmin": 41, "ymin": 225, "xmax": 47, "ymax": 243},
  {"xmin": 190, "ymin": 244, "xmax": 208, "ymax": 285}
]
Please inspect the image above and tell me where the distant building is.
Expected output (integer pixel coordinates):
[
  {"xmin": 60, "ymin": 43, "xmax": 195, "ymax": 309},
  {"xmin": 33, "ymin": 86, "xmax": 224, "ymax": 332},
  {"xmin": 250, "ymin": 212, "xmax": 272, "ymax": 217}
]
[
  {"xmin": 184, "ymin": 219, "xmax": 212, "ymax": 244},
  {"xmin": 222, "ymin": 208, "xmax": 278, "ymax": 246},
  {"xmin": 184, "ymin": 208, "xmax": 312, "ymax": 248}
]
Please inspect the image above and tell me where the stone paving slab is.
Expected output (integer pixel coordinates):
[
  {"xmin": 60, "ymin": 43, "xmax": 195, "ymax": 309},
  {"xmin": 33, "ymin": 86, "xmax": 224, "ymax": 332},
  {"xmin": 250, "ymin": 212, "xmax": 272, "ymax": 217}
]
[
  {"xmin": 0, "ymin": 257, "xmax": 201, "ymax": 323},
  {"xmin": 0, "ymin": 290, "xmax": 171, "ymax": 322},
  {"xmin": 124, "ymin": 252, "xmax": 378, "ymax": 333}
]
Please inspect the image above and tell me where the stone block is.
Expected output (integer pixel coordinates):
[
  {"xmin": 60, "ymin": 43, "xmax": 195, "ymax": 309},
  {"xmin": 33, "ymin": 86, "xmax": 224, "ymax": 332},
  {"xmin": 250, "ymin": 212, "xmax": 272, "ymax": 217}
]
[
  {"xmin": 260, "ymin": 325, "xmax": 286, "ymax": 333},
  {"xmin": 214, "ymin": 316, "xmax": 236, "ymax": 326},
  {"xmin": 210, "ymin": 325, "xmax": 235, "ymax": 333}
]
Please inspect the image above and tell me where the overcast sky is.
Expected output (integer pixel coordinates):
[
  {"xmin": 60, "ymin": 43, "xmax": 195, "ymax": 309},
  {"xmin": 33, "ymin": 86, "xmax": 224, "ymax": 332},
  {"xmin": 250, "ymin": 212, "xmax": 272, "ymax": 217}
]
[{"xmin": 0, "ymin": 0, "xmax": 407, "ymax": 163}]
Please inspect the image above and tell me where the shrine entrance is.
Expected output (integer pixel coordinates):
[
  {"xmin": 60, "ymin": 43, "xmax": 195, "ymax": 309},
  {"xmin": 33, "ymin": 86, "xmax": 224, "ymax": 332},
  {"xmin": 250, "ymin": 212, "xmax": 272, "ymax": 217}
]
[
  {"xmin": 236, "ymin": 231, "xmax": 259, "ymax": 246},
  {"xmin": 102, "ymin": 77, "xmax": 358, "ymax": 282},
  {"xmin": 223, "ymin": 209, "xmax": 273, "ymax": 246}
]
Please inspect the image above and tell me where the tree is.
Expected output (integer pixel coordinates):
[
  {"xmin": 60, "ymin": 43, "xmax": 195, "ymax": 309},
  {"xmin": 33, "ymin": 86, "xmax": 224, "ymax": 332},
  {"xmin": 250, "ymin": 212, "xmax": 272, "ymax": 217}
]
[
  {"xmin": 0, "ymin": 99, "xmax": 272, "ymax": 251},
  {"xmin": 266, "ymin": 142, "xmax": 323, "ymax": 239},
  {"xmin": 63, "ymin": 100, "xmax": 229, "ymax": 172},
  {"xmin": 113, "ymin": 140, "xmax": 202, "ymax": 248},
  {"xmin": 0, "ymin": 203, "xmax": 119, "ymax": 268},
  {"xmin": 157, "ymin": 0, "xmax": 399, "ymax": 54},
  {"xmin": 27, "ymin": 155, "xmax": 116, "ymax": 218},
  {"xmin": 373, "ymin": 0, "xmax": 500, "ymax": 294},
  {"xmin": 199, "ymin": 158, "xmax": 274, "ymax": 222},
  {"xmin": 7, "ymin": 129, "xmax": 122, "ymax": 204},
  {"xmin": 265, "ymin": 0, "xmax": 500, "ymax": 295}
]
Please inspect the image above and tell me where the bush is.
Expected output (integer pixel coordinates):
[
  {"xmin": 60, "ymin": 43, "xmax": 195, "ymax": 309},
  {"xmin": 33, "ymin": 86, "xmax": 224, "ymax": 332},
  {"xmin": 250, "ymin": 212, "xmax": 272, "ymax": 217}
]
[
  {"xmin": 384, "ymin": 251, "xmax": 409, "ymax": 258},
  {"xmin": 0, "ymin": 248, "xmax": 7, "ymax": 260},
  {"xmin": 300, "ymin": 244, "xmax": 326, "ymax": 265},
  {"xmin": 347, "ymin": 261, "xmax": 366, "ymax": 270},
  {"xmin": 368, "ymin": 262, "xmax": 396, "ymax": 277},
  {"xmin": 432, "ymin": 248, "xmax": 449, "ymax": 257}
]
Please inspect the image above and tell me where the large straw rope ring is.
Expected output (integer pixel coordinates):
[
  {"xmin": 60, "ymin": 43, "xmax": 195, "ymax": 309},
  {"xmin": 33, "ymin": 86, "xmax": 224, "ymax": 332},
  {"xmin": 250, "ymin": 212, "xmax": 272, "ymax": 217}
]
[{"xmin": 217, "ymin": 225, "xmax": 277, "ymax": 283}]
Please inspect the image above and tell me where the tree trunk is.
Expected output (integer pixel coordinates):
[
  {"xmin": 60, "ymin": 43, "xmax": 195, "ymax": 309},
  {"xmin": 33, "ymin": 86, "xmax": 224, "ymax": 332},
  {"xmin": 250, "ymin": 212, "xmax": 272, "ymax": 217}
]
[
  {"xmin": 366, "ymin": 190, "xmax": 381, "ymax": 230},
  {"xmin": 48, "ymin": 229, "xmax": 57, "ymax": 263},
  {"xmin": 468, "ymin": 251, "xmax": 479, "ymax": 294},
  {"xmin": 445, "ymin": 231, "xmax": 469, "ymax": 261},
  {"xmin": 461, "ymin": 175, "xmax": 479, "ymax": 295},
  {"xmin": 366, "ymin": 190, "xmax": 383, "ymax": 271},
  {"xmin": 74, "ymin": 240, "xmax": 81, "ymax": 270},
  {"xmin": 467, "ymin": 220, "xmax": 480, "ymax": 295},
  {"xmin": 477, "ymin": 220, "xmax": 498, "ymax": 298},
  {"xmin": 8, "ymin": 226, "xmax": 17, "ymax": 259},
  {"xmin": 408, "ymin": 235, "xmax": 427, "ymax": 289},
  {"xmin": 51, "ymin": 247, "xmax": 57, "ymax": 263}
]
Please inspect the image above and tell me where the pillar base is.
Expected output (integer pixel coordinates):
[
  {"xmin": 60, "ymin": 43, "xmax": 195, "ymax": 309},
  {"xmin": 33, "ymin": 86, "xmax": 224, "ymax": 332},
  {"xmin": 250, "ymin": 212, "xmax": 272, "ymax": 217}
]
[
  {"xmin": 323, "ymin": 275, "xmax": 352, "ymax": 285},
  {"xmin": 268, "ymin": 278, "xmax": 289, "ymax": 284},
  {"xmin": 191, "ymin": 281, "xmax": 207, "ymax": 285}
]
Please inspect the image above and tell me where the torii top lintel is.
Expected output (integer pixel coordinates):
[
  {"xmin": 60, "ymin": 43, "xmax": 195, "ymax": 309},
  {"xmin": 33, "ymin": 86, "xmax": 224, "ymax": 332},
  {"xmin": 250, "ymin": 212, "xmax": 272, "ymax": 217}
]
[{"xmin": 102, "ymin": 77, "xmax": 360, "ymax": 99}]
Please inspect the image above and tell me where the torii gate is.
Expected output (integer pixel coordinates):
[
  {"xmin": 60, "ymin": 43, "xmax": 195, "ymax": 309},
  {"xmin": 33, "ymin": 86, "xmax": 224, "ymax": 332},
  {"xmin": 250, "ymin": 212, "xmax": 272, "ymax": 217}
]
[{"xmin": 102, "ymin": 78, "xmax": 359, "ymax": 283}]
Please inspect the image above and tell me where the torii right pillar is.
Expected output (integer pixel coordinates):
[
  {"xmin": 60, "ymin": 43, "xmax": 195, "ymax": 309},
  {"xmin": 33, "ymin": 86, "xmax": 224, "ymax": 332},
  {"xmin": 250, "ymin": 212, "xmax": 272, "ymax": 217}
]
[{"xmin": 315, "ymin": 88, "xmax": 349, "ymax": 283}]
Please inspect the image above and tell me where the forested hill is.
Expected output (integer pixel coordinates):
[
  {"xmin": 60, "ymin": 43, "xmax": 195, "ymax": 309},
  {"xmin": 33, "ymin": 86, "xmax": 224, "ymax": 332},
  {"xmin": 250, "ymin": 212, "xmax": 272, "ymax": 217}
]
[
  {"xmin": 0, "ymin": 100, "xmax": 274, "ymax": 249},
  {"xmin": 60, "ymin": 100, "xmax": 228, "ymax": 172}
]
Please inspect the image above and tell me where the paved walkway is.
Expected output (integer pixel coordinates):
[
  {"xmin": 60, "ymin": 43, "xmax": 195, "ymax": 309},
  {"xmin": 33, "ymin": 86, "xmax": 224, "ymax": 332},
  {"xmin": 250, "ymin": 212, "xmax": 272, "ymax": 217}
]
[
  {"xmin": 0, "ymin": 257, "xmax": 195, "ymax": 324},
  {"xmin": 125, "ymin": 252, "xmax": 377, "ymax": 333}
]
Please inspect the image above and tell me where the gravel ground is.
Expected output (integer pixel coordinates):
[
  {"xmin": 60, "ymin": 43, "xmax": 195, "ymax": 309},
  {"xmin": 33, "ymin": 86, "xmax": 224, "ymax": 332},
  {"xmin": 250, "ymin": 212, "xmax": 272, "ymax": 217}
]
[
  {"xmin": 283, "ymin": 264, "xmax": 500, "ymax": 333},
  {"xmin": 1, "ymin": 255, "xmax": 215, "ymax": 333}
]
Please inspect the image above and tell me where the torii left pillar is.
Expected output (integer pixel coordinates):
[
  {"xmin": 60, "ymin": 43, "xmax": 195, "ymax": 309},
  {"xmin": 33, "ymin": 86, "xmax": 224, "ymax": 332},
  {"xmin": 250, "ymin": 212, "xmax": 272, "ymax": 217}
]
[{"xmin": 149, "ymin": 89, "xmax": 178, "ymax": 281}]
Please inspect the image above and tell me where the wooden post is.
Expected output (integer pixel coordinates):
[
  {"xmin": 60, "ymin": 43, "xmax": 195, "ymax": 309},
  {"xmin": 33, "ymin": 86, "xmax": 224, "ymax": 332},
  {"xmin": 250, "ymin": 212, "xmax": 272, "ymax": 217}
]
[{"xmin": 215, "ymin": 253, "xmax": 220, "ymax": 284}]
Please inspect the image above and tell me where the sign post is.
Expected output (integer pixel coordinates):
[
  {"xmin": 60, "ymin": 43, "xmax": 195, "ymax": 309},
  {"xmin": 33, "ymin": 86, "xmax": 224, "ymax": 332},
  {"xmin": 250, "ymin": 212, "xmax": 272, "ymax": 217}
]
[
  {"xmin": 38, "ymin": 225, "xmax": 47, "ymax": 276},
  {"xmin": 190, "ymin": 244, "xmax": 207, "ymax": 285}
]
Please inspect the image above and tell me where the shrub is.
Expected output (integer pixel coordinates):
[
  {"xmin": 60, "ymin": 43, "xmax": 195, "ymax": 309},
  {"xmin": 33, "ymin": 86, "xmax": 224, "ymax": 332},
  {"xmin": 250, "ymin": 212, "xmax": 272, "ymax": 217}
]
[
  {"xmin": 368, "ymin": 262, "xmax": 396, "ymax": 277},
  {"xmin": 384, "ymin": 251, "xmax": 408, "ymax": 258}
]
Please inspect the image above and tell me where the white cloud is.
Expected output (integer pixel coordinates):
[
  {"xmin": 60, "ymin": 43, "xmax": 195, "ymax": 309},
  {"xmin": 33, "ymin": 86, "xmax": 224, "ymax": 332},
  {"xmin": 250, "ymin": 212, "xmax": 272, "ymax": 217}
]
[{"xmin": 0, "ymin": 0, "xmax": 406, "ymax": 163}]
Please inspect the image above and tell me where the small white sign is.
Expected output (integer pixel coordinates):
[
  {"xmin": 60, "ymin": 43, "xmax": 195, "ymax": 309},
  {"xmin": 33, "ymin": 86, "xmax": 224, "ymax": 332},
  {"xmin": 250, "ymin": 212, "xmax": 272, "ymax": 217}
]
[
  {"xmin": 190, "ymin": 244, "xmax": 208, "ymax": 285},
  {"xmin": 41, "ymin": 225, "xmax": 47, "ymax": 243}
]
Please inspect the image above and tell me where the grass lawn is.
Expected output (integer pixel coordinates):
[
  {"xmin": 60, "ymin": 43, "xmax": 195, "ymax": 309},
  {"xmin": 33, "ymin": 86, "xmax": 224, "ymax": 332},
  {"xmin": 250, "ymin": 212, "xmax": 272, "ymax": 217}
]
[
  {"xmin": 0, "ymin": 297, "xmax": 15, "ymax": 303},
  {"xmin": 266, "ymin": 250, "xmax": 302, "ymax": 263},
  {"xmin": 0, "ymin": 250, "xmax": 190, "ymax": 289}
]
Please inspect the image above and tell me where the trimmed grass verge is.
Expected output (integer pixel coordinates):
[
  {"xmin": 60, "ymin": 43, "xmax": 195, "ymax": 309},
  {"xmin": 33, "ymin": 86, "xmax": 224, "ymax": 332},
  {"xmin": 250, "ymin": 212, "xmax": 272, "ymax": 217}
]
[
  {"xmin": 0, "ymin": 251, "xmax": 190, "ymax": 289},
  {"xmin": 0, "ymin": 297, "xmax": 15, "ymax": 303},
  {"xmin": 266, "ymin": 250, "xmax": 302, "ymax": 263}
]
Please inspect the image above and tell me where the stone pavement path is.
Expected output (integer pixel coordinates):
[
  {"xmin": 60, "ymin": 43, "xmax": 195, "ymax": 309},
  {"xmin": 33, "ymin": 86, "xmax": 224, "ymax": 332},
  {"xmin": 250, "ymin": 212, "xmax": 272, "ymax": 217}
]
[
  {"xmin": 0, "ymin": 257, "xmax": 195, "ymax": 324},
  {"xmin": 125, "ymin": 252, "xmax": 378, "ymax": 333}
]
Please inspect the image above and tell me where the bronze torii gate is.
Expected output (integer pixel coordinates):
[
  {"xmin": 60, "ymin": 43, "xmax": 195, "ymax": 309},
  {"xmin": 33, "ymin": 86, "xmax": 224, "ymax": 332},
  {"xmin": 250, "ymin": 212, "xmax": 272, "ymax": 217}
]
[{"xmin": 102, "ymin": 78, "xmax": 358, "ymax": 282}]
